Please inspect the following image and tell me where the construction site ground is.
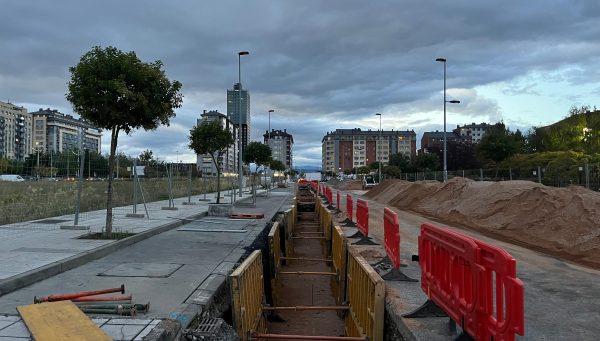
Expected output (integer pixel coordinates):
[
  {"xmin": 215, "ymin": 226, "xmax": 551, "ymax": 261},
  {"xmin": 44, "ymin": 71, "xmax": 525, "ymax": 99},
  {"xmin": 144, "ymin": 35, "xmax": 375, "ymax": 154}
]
[
  {"xmin": 0, "ymin": 187, "xmax": 294, "ymax": 340},
  {"xmin": 1, "ymin": 178, "xmax": 598, "ymax": 340},
  {"xmin": 333, "ymin": 178, "xmax": 600, "ymax": 340}
]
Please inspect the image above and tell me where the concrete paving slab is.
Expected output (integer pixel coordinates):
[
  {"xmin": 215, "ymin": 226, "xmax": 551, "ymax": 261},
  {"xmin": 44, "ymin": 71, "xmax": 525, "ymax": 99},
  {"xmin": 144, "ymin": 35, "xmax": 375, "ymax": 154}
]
[
  {"xmin": 100, "ymin": 324, "xmax": 146, "ymax": 340},
  {"xmin": 0, "ymin": 321, "xmax": 15, "ymax": 330},
  {"xmin": 0, "ymin": 322, "xmax": 28, "ymax": 338},
  {"xmin": 99, "ymin": 263, "xmax": 184, "ymax": 278}
]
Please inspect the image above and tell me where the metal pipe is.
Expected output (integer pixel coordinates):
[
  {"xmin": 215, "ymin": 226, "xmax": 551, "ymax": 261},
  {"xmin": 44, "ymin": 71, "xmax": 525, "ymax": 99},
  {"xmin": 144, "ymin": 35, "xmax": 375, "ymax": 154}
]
[
  {"xmin": 34, "ymin": 285, "xmax": 125, "ymax": 303},
  {"xmin": 252, "ymin": 333, "xmax": 366, "ymax": 341},
  {"xmin": 77, "ymin": 303, "xmax": 149, "ymax": 313},
  {"xmin": 71, "ymin": 295, "xmax": 132, "ymax": 302},
  {"xmin": 279, "ymin": 271, "xmax": 337, "ymax": 276},
  {"xmin": 79, "ymin": 307, "xmax": 136, "ymax": 316},
  {"xmin": 73, "ymin": 300, "xmax": 132, "ymax": 306},
  {"xmin": 262, "ymin": 306, "xmax": 349, "ymax": 311},
  {"xmin": 281, "ymin": 257, "xmax": 332, "ymax": 262}
]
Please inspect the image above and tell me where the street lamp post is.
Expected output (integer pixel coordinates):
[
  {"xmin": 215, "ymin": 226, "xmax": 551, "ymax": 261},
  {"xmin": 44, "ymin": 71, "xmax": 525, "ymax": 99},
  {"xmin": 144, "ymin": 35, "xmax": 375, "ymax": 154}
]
[
  {"xmin": 267, "ymin": 109, "xmax": 274, "ymax": 193},
  {"xmin": 375, "ymin": 113, "xmax": 382, "ymax": 183},
  {"xmin": 237, "ymin": 51, "xmax": 249, "ymax": 196},
  {"xmin": 435, "ymin": 58, "xmax": 460, "ymax": 182}
]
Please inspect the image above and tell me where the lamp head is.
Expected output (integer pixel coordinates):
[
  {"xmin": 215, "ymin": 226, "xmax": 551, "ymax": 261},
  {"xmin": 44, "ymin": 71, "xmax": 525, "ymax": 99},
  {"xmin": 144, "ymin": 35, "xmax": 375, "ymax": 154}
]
[
  {"xmin": 447, "ymin": 100, "xmax": 460, "ymax": 104},
  {"xmin": 435, "ymin": 57, "xmax": 446, "ymax": 62},
  {"xmin": 268, "ymin": 109, "xmax": 274, "ymax": 113},
  {"xmin": 238, "ymin": 51, "xmax": 249, "ymax": 56}
]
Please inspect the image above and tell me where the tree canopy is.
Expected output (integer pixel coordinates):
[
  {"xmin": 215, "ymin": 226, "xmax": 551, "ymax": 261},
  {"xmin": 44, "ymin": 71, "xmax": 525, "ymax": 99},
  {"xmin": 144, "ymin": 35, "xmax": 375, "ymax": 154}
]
[
  {"xmin": 67, "ymin": 46, "xmax": 183, "ymax": 134},
  {"xmin": 476, "ymin": 122, "xmax": 525, "ymax": 165},
  {"xmin": 244, "ymin": 142, "xmax": 272, "ymax": 168}
]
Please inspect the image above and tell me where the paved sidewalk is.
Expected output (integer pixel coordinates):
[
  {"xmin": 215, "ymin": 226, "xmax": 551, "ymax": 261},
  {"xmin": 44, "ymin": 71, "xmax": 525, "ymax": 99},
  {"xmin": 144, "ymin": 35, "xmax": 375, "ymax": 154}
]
[
  {"xmin": 0, "ymin": 187, "xmax": 256, "ymax": 294},
  {"xmin": 0, "ymin": 186, "xmax": 294, "ymax": 340}
]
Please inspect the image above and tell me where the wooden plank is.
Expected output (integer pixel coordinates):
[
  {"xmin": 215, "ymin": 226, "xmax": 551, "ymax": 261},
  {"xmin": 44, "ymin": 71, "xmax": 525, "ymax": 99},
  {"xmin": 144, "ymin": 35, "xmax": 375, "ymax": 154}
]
[{"xmin": 17, "ymin": 301, "xmax": 111, "ymax": 341}]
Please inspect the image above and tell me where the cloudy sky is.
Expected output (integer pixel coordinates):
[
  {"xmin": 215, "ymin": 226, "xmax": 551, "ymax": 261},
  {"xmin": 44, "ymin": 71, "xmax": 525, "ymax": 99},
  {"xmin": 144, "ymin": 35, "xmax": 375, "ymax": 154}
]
[{"xmin": 1, "ymin": 1, "xmax": 599, "ymax": 167}]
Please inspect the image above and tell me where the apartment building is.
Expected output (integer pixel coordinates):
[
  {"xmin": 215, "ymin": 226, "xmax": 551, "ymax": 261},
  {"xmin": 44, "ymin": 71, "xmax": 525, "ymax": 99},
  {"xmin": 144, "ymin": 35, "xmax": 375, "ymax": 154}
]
[
  {"xmin": 321, "ymin": 128, "xmax": 416, "ymax": 173},
  {"xmin": 453, "ymin": 122, "xmax": 491, "ymax": 143},
  {"xmin": 263, "ymin": 129, "xmax": 293, "ymax": 170},
  {"xmin": 195, "ymin": 110, "xmax": 238, "ymax": 176},
  {"xmin": 30, "ymin": 108, "xmax": 102, "ymax": 154},
  {"xmin": 0, "ymin": 101, "xmax": 32, "ymax": 161}
]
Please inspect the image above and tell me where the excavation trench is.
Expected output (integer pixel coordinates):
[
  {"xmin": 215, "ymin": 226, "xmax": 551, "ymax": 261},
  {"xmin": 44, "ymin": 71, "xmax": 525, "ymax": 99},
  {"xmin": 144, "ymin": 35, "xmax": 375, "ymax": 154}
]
[
  {"xmin": 222, "ymin": 184, "xmax": 385, "ymax": 341},
  {"xmin": 265, "ymin": 206, "xmax": 346, "ymax": 339}
]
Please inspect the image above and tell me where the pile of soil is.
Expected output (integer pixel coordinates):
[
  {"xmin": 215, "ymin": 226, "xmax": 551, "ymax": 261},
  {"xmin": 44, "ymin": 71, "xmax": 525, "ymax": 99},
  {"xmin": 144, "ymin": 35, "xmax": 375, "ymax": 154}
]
[
  {"xmin": 365, "ymin": 178, "xmax": 600, "ymax": 268},
  {"xmin": 337, "ymin": 180, "xmax": 363, "ymax": 190}
]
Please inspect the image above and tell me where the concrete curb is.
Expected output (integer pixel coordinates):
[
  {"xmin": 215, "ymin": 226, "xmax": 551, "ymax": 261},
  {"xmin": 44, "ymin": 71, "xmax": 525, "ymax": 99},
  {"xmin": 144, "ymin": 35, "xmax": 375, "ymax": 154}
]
[{"xmin": 0, "ymin": 211, "xmax": 208, "ymax": 296}]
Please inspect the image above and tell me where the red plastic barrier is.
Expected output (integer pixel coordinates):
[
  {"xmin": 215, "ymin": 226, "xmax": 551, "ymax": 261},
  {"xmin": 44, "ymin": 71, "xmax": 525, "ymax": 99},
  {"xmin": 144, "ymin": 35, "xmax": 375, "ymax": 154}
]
[
  {"xmin": 336, "ymin": 191, "xmax": 340, "ymax": 210},
  {"xmin": 310, "ymin": 180, "xmax": 319, "ymax": 192},
  {"xmin": 355, "ymin": 199, "xmax": 369, "ymax": 237},
  {"xmin": 474, "ymin": 240, "xmax": 524, "ymax": 341},
  {"xmin": 418, "ymin": 223, "xmax": 480, "ymax": 337},
  {"xmin": 346, "ymin": 194, "xmax": 353, "ymax": 221},
  {"xmin": 418, "ymin": 223, "xmax": 525, "ymax": 340},
  {"xmin": 383, "ymin": 208, "xmax": 401, "ymax": 269}
]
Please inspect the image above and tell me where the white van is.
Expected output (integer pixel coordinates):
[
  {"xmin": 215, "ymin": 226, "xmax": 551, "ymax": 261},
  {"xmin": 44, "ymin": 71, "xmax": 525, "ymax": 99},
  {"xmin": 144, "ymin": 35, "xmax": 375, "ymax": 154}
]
[{"xmin": 0, "ymin": 174, "xmax": 25, "ymax": 182}]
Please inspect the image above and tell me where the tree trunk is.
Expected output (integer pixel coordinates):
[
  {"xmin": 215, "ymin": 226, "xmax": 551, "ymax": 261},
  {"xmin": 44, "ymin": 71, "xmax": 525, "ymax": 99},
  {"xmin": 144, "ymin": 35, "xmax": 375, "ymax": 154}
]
[
  {"xmin": 212, "ymin": 152, "xmax": 221, "ymax": 204},
  {"xmin": 105, "ymin": 127, "xmax": 119, "ymax": 237}
]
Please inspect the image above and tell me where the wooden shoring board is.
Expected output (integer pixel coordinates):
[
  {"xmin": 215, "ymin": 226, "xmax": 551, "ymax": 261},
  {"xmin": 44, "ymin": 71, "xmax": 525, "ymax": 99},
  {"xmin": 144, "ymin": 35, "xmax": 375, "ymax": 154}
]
[{"xmin": 17, "ymin": 301, "xmax": 111, "ymax": 341}]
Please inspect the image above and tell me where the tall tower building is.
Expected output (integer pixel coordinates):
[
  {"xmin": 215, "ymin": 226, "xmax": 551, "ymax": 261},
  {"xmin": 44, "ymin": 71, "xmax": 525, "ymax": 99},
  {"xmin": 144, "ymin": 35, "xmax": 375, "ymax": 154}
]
[{"xmin": 226, "ymin": 83, "xmax": 251, "ymax": 150}]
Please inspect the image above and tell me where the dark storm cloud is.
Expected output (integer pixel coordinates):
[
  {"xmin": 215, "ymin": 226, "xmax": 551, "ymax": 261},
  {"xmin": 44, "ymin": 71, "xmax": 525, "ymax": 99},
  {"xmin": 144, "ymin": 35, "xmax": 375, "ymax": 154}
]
[{"xmin": 1, "ymin": 0, "xmax": 599, "ymax": 166}]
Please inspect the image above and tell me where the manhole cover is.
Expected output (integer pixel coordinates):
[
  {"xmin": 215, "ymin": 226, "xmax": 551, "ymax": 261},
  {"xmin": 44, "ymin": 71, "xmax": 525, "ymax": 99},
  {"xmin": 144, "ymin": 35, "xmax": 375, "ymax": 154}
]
[
  {"xmin": 32, "ymin": 219, "xmax": 70, "ymax": 224},
  {"xmin": 98, "ymin": 263, "xmax": 183, "ymax": 278}
]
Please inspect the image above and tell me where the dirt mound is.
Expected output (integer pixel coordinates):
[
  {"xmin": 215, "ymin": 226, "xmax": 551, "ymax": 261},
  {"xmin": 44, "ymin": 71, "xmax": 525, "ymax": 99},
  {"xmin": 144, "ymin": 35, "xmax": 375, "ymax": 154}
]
[
  {"xmin": 337, "ymin": 180, "xmax": 363, "ymax": 190},
  {"xmin": 368, "ymin": 177, "xmax": 600, "ymax": 268}
]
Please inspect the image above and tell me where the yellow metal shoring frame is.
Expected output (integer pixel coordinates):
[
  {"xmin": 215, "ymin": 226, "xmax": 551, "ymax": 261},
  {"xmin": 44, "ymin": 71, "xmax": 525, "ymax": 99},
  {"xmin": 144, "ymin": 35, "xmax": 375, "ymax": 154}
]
[
  {"xmin": 331, "ymin": 226, "xmax": 348, "ymax": 309},
  {"xmin": 344, "ymin": 248, "xmax": 385, "ymax": 341},
  {"xmin": 268, "ymin": 222, "xmax": 282, "ymax": 306},
  {"xmin": 230, "ymin": 250, "xmax": 267, "ymax": 341},
  {"xmin": 284, "ymin": 208, "xmax": 294, "ymax": 258}
]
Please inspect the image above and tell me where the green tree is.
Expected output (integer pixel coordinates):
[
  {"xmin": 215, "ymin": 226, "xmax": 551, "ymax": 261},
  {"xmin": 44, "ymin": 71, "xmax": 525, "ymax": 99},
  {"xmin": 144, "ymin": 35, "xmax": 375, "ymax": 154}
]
[
  {"xmin": 244, "ymin": 142, "xmax": 272, "ymax": 191},
  {"xmin": 383, "ymin": 165, "xmax": 401, "ymax": 178},
  {"xmin": 477, "ymin": 122, "xmax": 524, "ymax": 166},
  {"xmin": 189, "ymin": 120, "xmax": 234, "ymax": 204},
  {"xmin": 139, "ymin": 149, "xmax": 154, "ymax": 165},
  {"xmin": 412, "ymin": 153, "xmax": 440, "ymax": 171},
  {"xmin": 389, "ymin": 153, "xmax": 411, "ymax": 171},
  {"xmin": 269, "ymin": 159, "xmax": 286, "ymax": 183},
  {"xmin": 67, "ymin": 46, "xmax": 182, "ymax": 236}
]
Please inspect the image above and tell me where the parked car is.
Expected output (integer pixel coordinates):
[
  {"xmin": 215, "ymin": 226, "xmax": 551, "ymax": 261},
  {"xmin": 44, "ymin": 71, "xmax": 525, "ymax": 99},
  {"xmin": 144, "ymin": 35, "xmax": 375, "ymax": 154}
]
[{"xmin": 0, "ymin": 174, "xmax": 25, "ymax": 182}]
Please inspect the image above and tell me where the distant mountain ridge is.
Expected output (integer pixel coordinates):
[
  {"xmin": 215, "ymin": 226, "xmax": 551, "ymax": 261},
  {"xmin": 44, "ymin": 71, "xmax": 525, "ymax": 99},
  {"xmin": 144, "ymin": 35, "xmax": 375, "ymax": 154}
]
[{"xmin": 296, "ymin": 165, "xmax": 321, "ymax": 173}]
